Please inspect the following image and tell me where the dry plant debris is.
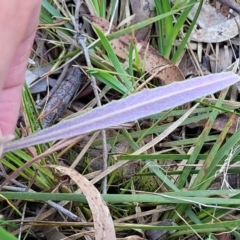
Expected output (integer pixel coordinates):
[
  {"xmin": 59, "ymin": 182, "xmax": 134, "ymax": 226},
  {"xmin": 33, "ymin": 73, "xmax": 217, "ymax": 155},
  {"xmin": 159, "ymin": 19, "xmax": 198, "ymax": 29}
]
[
  {"xmin": 84, "ymin": 14, "xmax": 184, "ymax": 85},
  {"xmin": 48, "ymin": 165, "xmax": 116, "ymax": 239},
  {"xmin": 2, "ymin": 0, "xmax": 240, "ymax": 240}
]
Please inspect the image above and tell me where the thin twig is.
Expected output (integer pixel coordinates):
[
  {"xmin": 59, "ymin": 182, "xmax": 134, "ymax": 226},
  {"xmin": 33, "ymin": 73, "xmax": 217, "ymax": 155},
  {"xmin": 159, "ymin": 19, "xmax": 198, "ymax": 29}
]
[
  {"xmin": 73, "ymin": 0, "xmax": 82, "ymax": 29},
  {"xmin": 18, "ymin": 203, "xmax": 27, "ymax": 240},
  {"xmin": 0, "ymin": 171, "xmax": 26, "ymax": 188},
  {"xmin": 78, "ymin": 37, "xmax": 108, "ymax": 194}
]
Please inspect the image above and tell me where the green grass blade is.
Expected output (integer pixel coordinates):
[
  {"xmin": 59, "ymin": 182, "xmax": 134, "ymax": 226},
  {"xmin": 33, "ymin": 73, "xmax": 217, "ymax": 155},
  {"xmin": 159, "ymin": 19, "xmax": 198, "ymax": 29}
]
[
  {"xmin": 89, "ymin": 71, "xmax": 128, "ymax": 94},
  {"xmin": 93, "ymin": 26, "xmax": 134, "ymax": 93},
  {"xmin": 201, "ymin": 127, "xmax": 240, "ymax": 189},
  {"xmin": 92, "ymin": 113, "xmax": 216, "ymax": 147},
  {"xmin": 170, "ymin": 88, "xmax": 229, "ymax": 220},
  {"xmin": 90, "ymin": 0, "xmax": 101, "ymax": 16},
  {"xmin": 41, "ymin": 0, "xmax": 73, "ymax": 29},
  {"xmin": 161, "ymin": 0, "xmax": 173, "ymax": 36},
  {"xmin": 191, "ymin": 113, "xmax": 235, "ymax": 189},
  {"xmin": 99, "ymin": 0, "xmax": 106, "ymax": 18},
  {"xmin": 177, "ymin": 88, "xmax": 229, "ymax": 188},
  {"xmin": 0, "ymin": 227, "xmax": 17, "ymax": 240},
  {"xmin": 104, "ymin": 3, "xmax": 195, "ymax": 42},
  {"xmin": 128, "ymin": 39, "xmax": 134, "ymax": 77},
  {"xmin": 171, "ymin": 0, "xmax": 203, "ymax": 62},
  {"xmin": 3, "ymin": 192, "xmax": 240, "ymax": 205},
  {"xmin": 154, "ymin": 0, "xmax": 165, "ymax": 53},
  {"xmin": 164, "ymin": 1, "xmax": 197, "ymax": 58}
]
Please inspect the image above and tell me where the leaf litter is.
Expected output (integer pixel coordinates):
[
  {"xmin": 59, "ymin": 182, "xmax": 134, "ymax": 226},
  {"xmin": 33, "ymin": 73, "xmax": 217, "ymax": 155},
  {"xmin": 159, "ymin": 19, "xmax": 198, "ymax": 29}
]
[
  {"xmin": 83, "ymin": 14, "xmax": 184, "ymax": 84},
  {"xmin": 48, "ymin": 165, "xmax": 116, "ymax": 240},
  {"xmin": 2, "ymin": 1, "xmax": 240, "ymax": 239}
]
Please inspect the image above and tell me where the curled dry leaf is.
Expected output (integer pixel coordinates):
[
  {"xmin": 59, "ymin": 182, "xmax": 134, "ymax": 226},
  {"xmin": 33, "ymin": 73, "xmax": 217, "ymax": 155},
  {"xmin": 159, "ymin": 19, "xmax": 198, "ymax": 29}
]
[
  {"xmin": 49, "ymin": 165, "xmax": 116, "ymax": 240},
  {"xmin": 84, "ymin": 14, "xmax": 184, "ymax": 84}
]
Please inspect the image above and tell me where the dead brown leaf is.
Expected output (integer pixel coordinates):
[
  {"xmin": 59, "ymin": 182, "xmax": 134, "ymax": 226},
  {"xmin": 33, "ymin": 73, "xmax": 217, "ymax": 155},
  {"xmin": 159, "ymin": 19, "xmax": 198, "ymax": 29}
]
[
  {"xmin": 48, "ymin": 165, "xmax": 116, "ymax": 240},
  {"xmin": 214, "ymin": 232, "xmax": 231, "ymax": 240},
  {"xmin": 83, "ymin": 14, "xmax": 184, "ymax": 85},
  {"xmin": 188, "ymin": 2, "xmax": 228, "ymax": 29},
  {"xmin": 191, "ymin": 15, "xmax": 240, "ymax": 43},
  {"xmin": 187, "ymin": 113, "xmax": 239, "ymax": 134},
  {"xmin": 130, "ymin": 0, "xmax": 155, "ymax": 41}
]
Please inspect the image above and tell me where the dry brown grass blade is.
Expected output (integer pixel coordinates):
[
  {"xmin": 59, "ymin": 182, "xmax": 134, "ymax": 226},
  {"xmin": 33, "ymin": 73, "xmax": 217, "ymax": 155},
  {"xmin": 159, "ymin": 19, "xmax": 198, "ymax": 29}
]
[{"xmin": 48, "ymin": 165, "xmax": 116, "ymax": 240}]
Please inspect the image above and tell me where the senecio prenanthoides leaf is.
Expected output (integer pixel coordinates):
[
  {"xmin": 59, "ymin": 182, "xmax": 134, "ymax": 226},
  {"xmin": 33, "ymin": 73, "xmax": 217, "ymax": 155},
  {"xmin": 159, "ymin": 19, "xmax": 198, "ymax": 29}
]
[{"xmin": 4, "ymin": 72, "xmax": 240, "ymax": 153}]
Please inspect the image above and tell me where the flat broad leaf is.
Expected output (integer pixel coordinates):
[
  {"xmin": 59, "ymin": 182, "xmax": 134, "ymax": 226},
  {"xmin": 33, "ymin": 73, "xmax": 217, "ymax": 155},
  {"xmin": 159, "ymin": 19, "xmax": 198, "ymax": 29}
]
[{"xmin": 3, "ymin": 72, "xmax": 239, "ymax": 153}]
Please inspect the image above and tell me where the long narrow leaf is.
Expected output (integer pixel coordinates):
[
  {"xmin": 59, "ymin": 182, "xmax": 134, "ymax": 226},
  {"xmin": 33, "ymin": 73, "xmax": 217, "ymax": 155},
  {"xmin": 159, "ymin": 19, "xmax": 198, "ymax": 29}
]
[
  {"xmin": 41, "ymin": 0, "xmax": 73, "ymax": 29},
  {"xmin": 171, "ymin": 0, "xmax": 203, "ymax": 62},
  {"xmin": 4, "ymin": 72, "xmax": 239, "ymax": 153},
  {"xmin": 93, "ymin": 26, "xmax": 133, "ymax": 92}
]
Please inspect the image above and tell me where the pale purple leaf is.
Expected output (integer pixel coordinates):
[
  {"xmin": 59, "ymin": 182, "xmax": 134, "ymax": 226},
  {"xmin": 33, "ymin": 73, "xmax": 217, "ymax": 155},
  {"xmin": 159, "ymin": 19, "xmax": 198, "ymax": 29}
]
[{"xmin": 3, "ymin": 72, "xmax": 239, "ymax": 153}]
